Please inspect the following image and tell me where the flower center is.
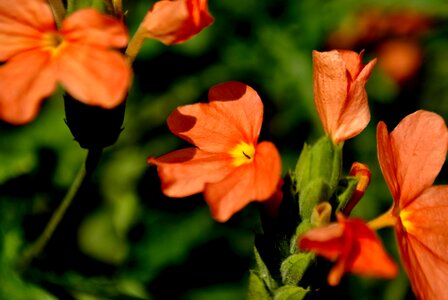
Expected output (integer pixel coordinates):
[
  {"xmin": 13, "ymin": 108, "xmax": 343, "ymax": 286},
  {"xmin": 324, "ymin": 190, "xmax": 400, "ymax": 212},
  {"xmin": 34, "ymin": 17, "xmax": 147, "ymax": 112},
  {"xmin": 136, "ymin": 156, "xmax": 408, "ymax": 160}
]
[
  {"xmin": 399, "ymin": 209, "xmax": 414, "ymax": 233},
  {"xmin": 41, "ymin": 32, "xmax": 65, "ymax": 56},
  {"xmin": 229, "ymin": 142, "xmax": 255, "ymax": 166}
]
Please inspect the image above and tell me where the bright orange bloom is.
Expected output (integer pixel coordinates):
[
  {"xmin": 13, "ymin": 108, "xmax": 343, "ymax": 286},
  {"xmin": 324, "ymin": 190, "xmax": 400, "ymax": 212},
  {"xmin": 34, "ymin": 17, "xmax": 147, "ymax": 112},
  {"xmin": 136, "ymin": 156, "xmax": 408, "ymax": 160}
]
[
  {"xmin": 148, "ymin": 81, "xmax": 282, "ymax": 222},
  {"xmin": 313, "ymin": 50, "xmax": 377, "ymax": 143},
  {"xmin": 377, "ymin": 110, "xmax": 448, "ymax": 300},
  {"xmin": 0, "ymin": 0, "xmax": 131, "ymax": 124},
  {"xmin": 299, "ymin": 213, "xmax": 398, "ymax": 286},
  {"xmin": 142, "ymin": 0, "xmax": 214, "ymax": 45}
]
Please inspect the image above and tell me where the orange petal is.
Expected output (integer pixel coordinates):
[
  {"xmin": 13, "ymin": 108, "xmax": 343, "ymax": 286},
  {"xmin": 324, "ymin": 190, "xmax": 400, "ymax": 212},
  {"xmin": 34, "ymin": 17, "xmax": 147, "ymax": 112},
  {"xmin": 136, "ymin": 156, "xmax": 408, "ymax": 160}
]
[
  {"xmin": 167, "ymin": 82, "xmax": 263, "ymax": 152},
  {"xmin": 313, "ymin": 50, "xmax": 376, "ymax": 143},
  {"xmin": 203, "ymin": 141, "xmax": 281, "ymax": 222},
  {"xmin": 333, "ymin": 58, "xmax": 376, "ymax": 142},
  {"xmin": 382, "ymin": 110, "xmax": 447, "ymax": 208},
  {"xmin": 148, "ymin": 148, "xmax": 234, "ymax": 197},
  {"xmin": 313, "ymin": 50, "xmax": 348, "ymax": 137},
  {"xmin": 346, "ymin": 219, "xmax": 398, "ymax": 280},
  {"xmin": 299, "ymin": 223, "xmax": 345, "ymax": 261},
  {"xmin": 142, "ymin": 0, "xmax": 214, "ymax": 45},
  {"xmin": 376, "ymin": 121, "xmax": 400, "ymax": 202},
  {"xmin": 299, "ymin": 215, "xmax": 397, "ymax": 286},
  {"xmin": 60, "ymin": 9, "xmax": 128, "ymax": 49},
  {"xmin": 56, "ymin": 44, "xmax": 131, "ymax": 108},
  {"xmin": 0, "ymin": 0, "xmax": 54, "ymax": 60},
  {"xmin": 0, "ymin": 51, "xmax": 56, "ymax": 124},
  {"xmin": 397, "ymin": 186, "xmax": 448, "ymax": 300}
]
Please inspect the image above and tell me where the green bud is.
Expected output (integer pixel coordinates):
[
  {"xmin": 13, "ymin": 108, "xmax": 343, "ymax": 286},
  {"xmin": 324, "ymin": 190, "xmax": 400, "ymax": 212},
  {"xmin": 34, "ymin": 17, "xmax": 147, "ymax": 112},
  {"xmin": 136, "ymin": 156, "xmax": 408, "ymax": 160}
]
[
  {"xmin": 293, "ymin": 136, "xmax": 342, "ymax": 196},
  {"xmin": 310, "ymin": 202, "xmax": 332, "ymax": 227},
  {"xmin": 280, "ymin": 253, "xmax": 315, "ymax": 285},
  {"xmin": 298, "ymin": 178, "xmax": 330, "ymax": 220}
]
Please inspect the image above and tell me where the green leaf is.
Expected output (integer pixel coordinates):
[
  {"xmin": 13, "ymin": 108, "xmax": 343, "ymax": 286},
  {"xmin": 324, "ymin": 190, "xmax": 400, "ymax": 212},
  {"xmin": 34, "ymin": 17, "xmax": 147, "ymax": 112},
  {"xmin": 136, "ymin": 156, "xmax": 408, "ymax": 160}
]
[
  {"xmin": 280, "ymin": 253, "xmax": 315, "ymax": 285},
  {"xmin": 253, "ymin": 246, "xmax": 278, "ymax": 292},
  {"xmin": 247, "ymin": 271, "xmax": 272, "ymax": 300},
  {"xmin": 273, "ymin": 285, "xmax": 308, "ymax": 300}
]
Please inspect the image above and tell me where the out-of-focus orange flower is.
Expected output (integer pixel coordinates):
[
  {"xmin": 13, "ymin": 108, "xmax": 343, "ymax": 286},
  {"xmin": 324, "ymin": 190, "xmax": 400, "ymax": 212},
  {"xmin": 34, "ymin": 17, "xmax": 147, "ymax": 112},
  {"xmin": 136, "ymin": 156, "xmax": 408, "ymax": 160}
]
[
  {"xmin": 299, "ymin": 213, "xmax": 398, "ymax": 286},
  {"xmin": 377, "ymin": 110, "xmax": 448, "ymax": 300},
  {"xmin": 313, "ymin": 50, "xmax": 377, "ymax": 144},
  {"xmin": 377, "ymin": 40, "xmax": 423, "ymax": 84},
  {"xmin": 327, "ymin": 9, "xmax": 432, "ymax": 85},
  {"xmin": 148, "ymin": 81, "xmax": 282, "ymax": 222},
  {"xmin": 0, "ymin": 0, "xmax": 131, "ymax": 125},
  {"xmin": 142, "ymin": 0, "xmax": 214, "ymax": 45}
]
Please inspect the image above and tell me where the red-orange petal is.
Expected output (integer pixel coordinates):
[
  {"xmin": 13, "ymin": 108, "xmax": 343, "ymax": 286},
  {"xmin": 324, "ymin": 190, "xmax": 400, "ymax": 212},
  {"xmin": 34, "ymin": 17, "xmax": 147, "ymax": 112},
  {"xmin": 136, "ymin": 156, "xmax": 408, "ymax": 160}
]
[
  {"xmin": 203, "ymin": 141, "xmax": 281, "ymax": 222},
  {"xmin": 299, "ymin": 215, "xmax": 397, "ymax": 286},
  {"xmin": 148, "ymin": 148, "xmax": 234, "ymax": 197},
  {"xmin": 167, "ymin": 82, "xmax": 263, "ymax": 153},
  {"xmin": 0, "ymin": 0, "xmax": 55, "ymax": 60},
  {"xmin": 397, "ymin": 186, "xmax": 448, "ymax": 300},
  {"xmin": 142, "ymin": 0, "xmax": 213, "ymax": 45},
  {"xmin": 0, "ymin": 51, "xmax": 56, "ymax": 124},
  {"xmin": 56, "ymin": 44, "xmax": 131, "ymax": 108},
  {"xmin": 378, "ymin": 110, "xmax": 448, "ymax": 209}
]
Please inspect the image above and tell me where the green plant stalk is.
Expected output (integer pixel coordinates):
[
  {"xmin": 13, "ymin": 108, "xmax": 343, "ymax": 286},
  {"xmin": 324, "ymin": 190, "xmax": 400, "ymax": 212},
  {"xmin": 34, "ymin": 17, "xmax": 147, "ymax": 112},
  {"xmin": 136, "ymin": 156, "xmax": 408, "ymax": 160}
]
[
  {"xmin": 20, "ymin": 149, "xmax": 102, "ymax": 269},
  {"xmin": 125, "ymin": 24, "xmax": 147, "ymax": 65},
  {"xmin": 48, "ymin": 0, "xmax": 66, "ymax": 28}
]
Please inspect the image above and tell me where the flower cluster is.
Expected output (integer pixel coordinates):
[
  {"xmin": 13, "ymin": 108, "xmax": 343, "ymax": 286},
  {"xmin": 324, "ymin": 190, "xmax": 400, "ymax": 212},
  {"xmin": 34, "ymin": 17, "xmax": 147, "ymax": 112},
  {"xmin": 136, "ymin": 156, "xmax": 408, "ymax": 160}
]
[{"xmin": 1, "ymin": 1, "xmax": 446, "ymax": 300}]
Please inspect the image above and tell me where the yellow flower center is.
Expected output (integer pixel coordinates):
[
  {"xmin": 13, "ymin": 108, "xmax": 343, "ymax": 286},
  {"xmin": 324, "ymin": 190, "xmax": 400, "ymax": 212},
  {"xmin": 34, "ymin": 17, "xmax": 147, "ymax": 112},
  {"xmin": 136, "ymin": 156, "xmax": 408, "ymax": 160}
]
[
  {"xmin": 229, "ymin": 142, "xmax": 255, "ymax": 166},
  {"xmin": 400, "ymin": 209, "xmax": 414, "ymax": 233},
  {"xmin": 41, "ymin": 32, "xmax": 66, "ymax": 56}
]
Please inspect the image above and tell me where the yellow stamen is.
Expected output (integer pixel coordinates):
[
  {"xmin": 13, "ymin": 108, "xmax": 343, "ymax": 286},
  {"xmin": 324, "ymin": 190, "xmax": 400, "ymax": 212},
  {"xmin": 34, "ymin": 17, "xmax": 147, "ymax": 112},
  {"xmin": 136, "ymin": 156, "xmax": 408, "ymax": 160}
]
[
  {"xmin": 41, "ymin": 32, "xmax": 66, "ymax": 56},
  {"xmin": 229, "ymin": 142, "xmax": 255, "ymax": 166}
]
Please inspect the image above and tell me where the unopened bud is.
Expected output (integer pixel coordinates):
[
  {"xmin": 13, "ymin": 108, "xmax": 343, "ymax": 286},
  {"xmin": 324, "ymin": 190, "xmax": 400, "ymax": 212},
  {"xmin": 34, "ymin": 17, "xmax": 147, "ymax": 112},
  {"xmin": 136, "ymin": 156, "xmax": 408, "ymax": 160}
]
[
  {"xmin": 343, "ymin": 162, "xmax": 371, "ymax": 215},
  {"xmin": 311, "ymin": 202, "xmax": 332, "ymax": 227}
]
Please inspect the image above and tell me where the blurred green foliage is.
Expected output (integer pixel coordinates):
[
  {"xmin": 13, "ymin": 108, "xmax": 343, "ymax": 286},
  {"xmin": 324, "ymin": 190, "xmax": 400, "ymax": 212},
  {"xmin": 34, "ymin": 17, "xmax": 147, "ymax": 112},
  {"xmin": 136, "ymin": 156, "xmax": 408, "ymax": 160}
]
[{"xmin": 0, "ymin": 0, "xmax": 447, "ymax": 299}]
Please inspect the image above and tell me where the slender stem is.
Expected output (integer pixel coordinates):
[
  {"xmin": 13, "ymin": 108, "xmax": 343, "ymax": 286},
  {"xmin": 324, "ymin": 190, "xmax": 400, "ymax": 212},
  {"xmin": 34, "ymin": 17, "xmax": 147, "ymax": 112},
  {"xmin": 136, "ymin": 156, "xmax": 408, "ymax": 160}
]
[
  {"xmin": 113, "ymin": 0, "xmax": 123, "ymax": 19},
  {"xmin": 125, "ymin": 24, "xmax": 147, "ymax": 65},
  {"xmin": 368, "ymin": 208, "xmax": 397, "ymax": 230},
  {"xmin": 20, "ymin": 149, "xmax": 102, "ymax": 269},
  {"xmin": 48, "ymin": 0, "xmax": 66, "ymax": 29}
]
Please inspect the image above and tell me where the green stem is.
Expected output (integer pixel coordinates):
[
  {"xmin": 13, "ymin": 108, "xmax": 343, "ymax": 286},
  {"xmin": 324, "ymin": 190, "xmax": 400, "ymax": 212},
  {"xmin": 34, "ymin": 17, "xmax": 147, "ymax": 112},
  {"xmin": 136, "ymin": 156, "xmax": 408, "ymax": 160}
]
[
  {"xmin": 125, "ymin": 24, "xmax": 147, "ymax": 65},
  {"xmin": 20, "ymin": 149, "xmax": 102, "ymax": 269},
  {"xmin": 48, "ymin": 0, "xmax": 66, "ymax": 28}
]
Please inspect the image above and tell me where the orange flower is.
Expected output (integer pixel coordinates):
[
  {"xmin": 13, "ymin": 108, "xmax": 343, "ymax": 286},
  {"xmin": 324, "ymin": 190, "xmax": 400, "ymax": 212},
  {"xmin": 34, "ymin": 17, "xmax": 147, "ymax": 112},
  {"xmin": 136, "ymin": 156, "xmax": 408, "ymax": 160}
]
[
  {"xmin": 377, "ymin": 110, "xmax": 448, "ymax": 300},
  {"xmin": 142, "ymin": 0, "xmax": 214, "ymax": 45},
  {"xmin": 0, "ymin": 0, "xmax": 131, "ymax": 124},
  {"xmin": 148, "ymin": 81, "xmax": 282, "ymax": 222},
  {"xmin": 313, "ymin": 50, "xmax": 377, "ymax": 143},
  {"xmin": 299, "ymin": 213, "xmax": 398, "ymax": 286}
]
